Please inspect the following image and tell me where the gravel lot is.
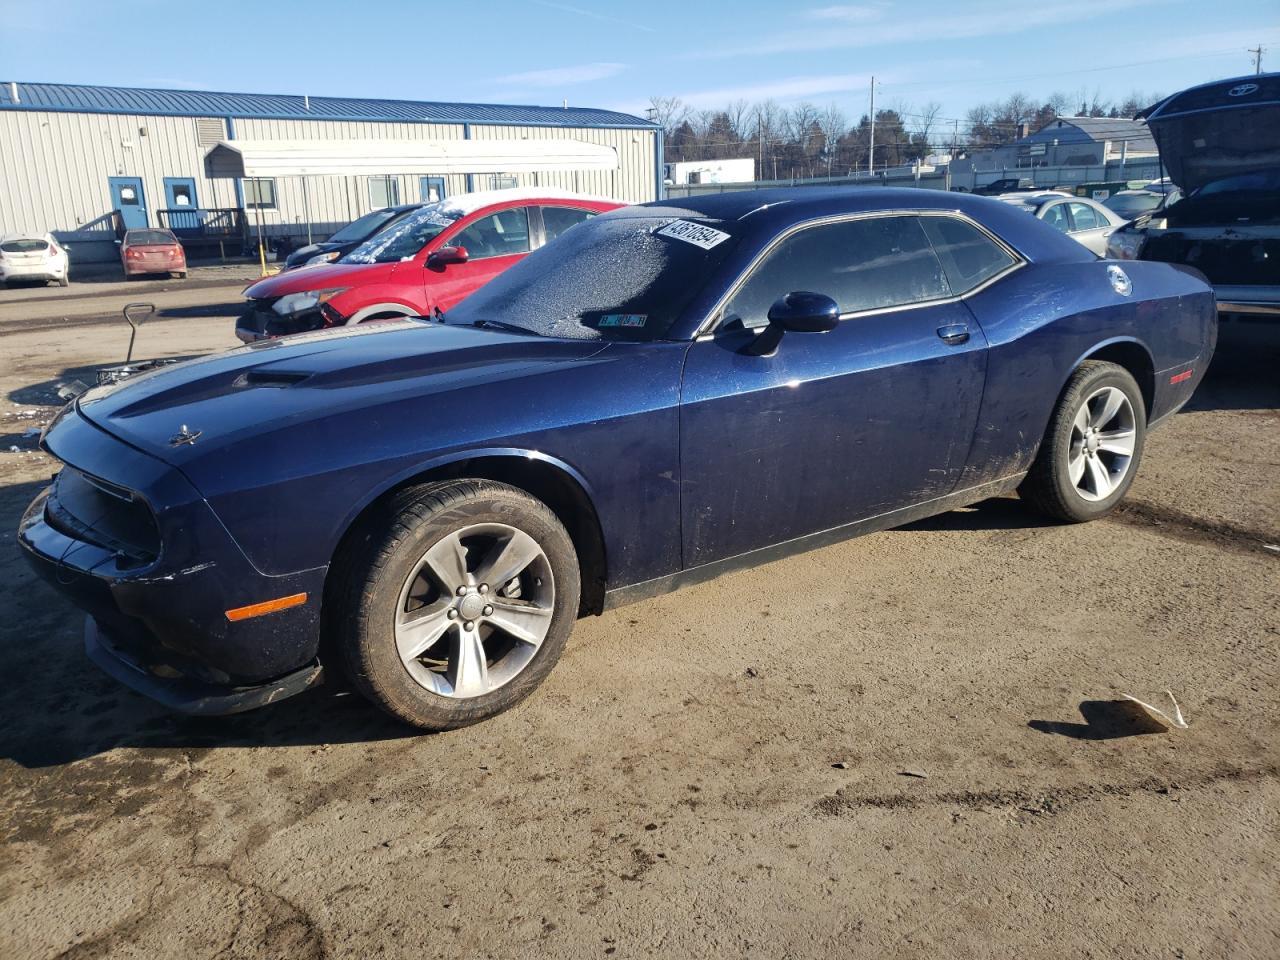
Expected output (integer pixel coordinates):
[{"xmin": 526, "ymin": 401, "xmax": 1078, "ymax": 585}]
[{"xmin": 0, "ymin": 311, "xmax": 1276, "ymax": 960}]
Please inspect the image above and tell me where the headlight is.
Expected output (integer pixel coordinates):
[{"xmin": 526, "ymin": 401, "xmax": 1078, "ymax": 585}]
[
  {"xmin": 272, "ymin": 287, "xmax": 348, "ymax": 316},
  {"xmin": 305, "ymin": 251, "xmax": 341, "ymax": 266},
  {"xmin": 1105, "ymin": 228, "xmax": 1145, "ymax": 261}
]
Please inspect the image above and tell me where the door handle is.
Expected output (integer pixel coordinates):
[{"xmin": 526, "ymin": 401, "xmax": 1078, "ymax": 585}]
[{"xmin": 937, "ymin": 323, "xmax": 970, "ymax": 345}]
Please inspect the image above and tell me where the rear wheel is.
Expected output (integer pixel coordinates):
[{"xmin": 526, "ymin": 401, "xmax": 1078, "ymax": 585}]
[
  {"xmin": 1019, "ymin": 360, "xmax": 1146, "ymax": 523},
  {"xmin": 58, "ymin": 275, "xmax": 69, "ymax": 287},
  {"xmin": 332, "ymin": 480, "xmax": 580, "ymax": 729}
]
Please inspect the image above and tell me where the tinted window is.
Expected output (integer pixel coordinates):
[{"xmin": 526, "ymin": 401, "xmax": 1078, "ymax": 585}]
[
  {"xmin": 920, "ymin": 217, "xmax": 1017, "ymax": 294},
  {"xmin": 1041, "ymin": 203, "xmax": 1070, "ymax": 232},
  {"xmin": 541, "ymin": 206, "xmax": 596, "ymax": 243},
  {"xmin": 1067, "ymin": 202, "xmax": 1100, "ymax": 231},
  {"xmin": 723, "ymin": 216, "xmax": 950, "ymax": 329},
  {"xmin": 455, "ymin": 208, "xmax": 531, "ymax": 259}
]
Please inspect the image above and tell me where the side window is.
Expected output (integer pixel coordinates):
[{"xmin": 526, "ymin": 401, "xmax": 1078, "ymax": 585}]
[
  {"xmin": 1067, "ymin": 202, "xmax": 1099, "ymax": 232},
  {"xmin": 541, "ymin": 206, "xmax": 596, "ymax": 244},
  {"xmin": 722, "ymin": 216, "xmax": 950, "ymax": 329},
  {"xmin": 919, "ymin": 216, "xmax": 1018, "ymax": 295},
  {"xmin": 454, "ymin": 208, "xmax": 531, "ymax": 259},
  {"xmin": 1040, "ymin": 203, "xmax": 1070, "ymax": 233}
]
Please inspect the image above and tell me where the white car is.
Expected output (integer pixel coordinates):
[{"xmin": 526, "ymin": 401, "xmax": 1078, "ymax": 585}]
[
  {"xmin": 0, "ymin": 232, "xmax": 69, "ymax": 287},
  {"xmin": 995, "ymin": 193, "xmax": 1123, "ymax": 256}
]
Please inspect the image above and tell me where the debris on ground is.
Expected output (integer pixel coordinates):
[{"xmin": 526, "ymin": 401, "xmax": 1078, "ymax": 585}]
[
  {"xmin": 1122, "ymin": 690, "xmax": 1189, "ymax": 730},
  {"xmin": 831, "ymin": 761, "xmax": 850, "ymax": 770},
  {"xmin": 899, "ymin": 769, "xmax": 929, "ymax": 779}
]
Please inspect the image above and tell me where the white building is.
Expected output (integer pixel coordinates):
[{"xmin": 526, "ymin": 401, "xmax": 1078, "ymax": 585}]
[
  {"xmin": 663, "ymin": 158, "xmax": 755, "ymax": 186},
  {"xmin": 0, "ymin": 81, "xmax": 661, "ymax": 262}
]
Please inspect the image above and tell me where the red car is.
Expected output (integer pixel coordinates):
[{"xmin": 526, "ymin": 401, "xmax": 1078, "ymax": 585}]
[
  {"xmin": 120, "ymin": 228, "xmax": 187, "ymax": 279},
  {"xmin": 236, "ymin": 189, "xmax": 622, "ymax": 342}
]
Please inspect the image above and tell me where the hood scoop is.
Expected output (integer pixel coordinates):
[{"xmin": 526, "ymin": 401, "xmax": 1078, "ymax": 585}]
[{"xmin": 237, "ymin": 369, "xmax": 313, "ymax": 388}]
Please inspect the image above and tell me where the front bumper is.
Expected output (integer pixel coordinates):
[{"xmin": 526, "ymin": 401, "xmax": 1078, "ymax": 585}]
[
  {"xmin": 235, "ymin": 301, "xmax": 326, "ymax": 343},
  {"xmin": 18, "ymin": 408, "xmax": 329, "ymax": 713},
  {"xmin": 85, "ymin": 616, "xmax": 322, "ymax": 715}
]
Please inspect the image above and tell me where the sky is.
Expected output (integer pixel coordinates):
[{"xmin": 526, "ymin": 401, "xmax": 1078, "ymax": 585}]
[{"xmin": 2, "ymin": 0, "xmax": 1277, "ymax": 130}]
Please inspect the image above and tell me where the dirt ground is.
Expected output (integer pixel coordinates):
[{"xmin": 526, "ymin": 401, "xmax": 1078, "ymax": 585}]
[{"xmin": 0, "ymin": 309, "xmax": 1276, "ymax": 960}]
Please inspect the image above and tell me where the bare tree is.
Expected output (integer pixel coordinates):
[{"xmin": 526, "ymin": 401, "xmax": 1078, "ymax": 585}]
[
  {"xmin": 726, "ymin": 98, "xmax": 752, "ymax": 141},
  {"xmin": 818, "ymin": 103, "xmax": 848, "ymax": 176},
  {"xmin": 647, "ymin": 96, "xmax": 689, "ymax": 139}
]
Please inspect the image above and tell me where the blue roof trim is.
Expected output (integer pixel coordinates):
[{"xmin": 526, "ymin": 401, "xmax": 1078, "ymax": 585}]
[{"xmin": 0, "ymin": 81, "xmax": 657, "ymax": 130}]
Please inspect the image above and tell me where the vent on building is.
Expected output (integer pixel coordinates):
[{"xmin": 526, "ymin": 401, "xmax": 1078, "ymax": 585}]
[{"xmin": 196, "ymin": 117, "xmax": 226, "ymax": 146}]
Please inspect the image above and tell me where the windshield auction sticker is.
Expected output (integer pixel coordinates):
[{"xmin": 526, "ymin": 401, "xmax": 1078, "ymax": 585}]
[{"xmin": 656, "ymin": 220, "xmax": 731, "ymax": 250}]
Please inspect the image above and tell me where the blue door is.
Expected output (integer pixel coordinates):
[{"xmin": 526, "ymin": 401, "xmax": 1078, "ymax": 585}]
[
  {"xmin": 678, "ymin": 215, "xmax": 990, "ymax": 567},
  {"xmin": 163, "ymin": 177, "xmax": 201, "ymax": 232},
  {"xmin": 420, "ymin": 176, "xmax": 446, "ymax": 203},
  {"xmin": 109, "ymin": 176, "xmax": 148, "ymax": 229}
]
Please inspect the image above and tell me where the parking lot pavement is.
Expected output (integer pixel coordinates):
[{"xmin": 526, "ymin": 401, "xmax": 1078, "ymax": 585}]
[
  {"xmin": 0, "ymin": 270, "xmax": 254, "ymax": 335},
  {"xmin": 0, "ymin": 318, "xmax": 1276, "ymax": 959}
]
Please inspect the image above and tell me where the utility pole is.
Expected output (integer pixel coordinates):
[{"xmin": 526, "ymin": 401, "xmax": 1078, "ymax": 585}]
[
  {"xmin": 868, "ymin": 75, "xmax": 876, "ymax": 175},
  {"xmin": 1249, "ymin": 45, "xmax": 1265, "ymax": 74}
]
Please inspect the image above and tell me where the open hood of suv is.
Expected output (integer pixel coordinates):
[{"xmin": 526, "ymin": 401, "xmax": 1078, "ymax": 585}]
[{"xmin": 1142, "ymin": 73, "xmax": 1280, "ymax": 193}]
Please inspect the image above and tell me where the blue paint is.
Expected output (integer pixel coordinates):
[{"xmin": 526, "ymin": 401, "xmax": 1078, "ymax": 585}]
[{"xmin": 18, "ymin": 187, "xmax": 1217, "ymax": 713}]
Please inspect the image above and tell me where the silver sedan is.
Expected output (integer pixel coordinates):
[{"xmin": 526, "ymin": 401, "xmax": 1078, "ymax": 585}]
[{"xmin": 996, "ymin": 192, "xmax": 1124, "ymax": 256}]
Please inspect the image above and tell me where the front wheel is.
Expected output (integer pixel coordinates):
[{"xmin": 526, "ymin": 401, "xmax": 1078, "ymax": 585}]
[
  {"xmin": 1019, "ymin": 360, "xmax": 1146, "ymax": 523},
  {"xmin": 331, "ymin": 480, "xmax": 580, "ymax": 729}
]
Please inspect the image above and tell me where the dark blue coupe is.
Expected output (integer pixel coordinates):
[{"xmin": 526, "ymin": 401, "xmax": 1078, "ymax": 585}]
[{"xmin": 19, "ymin": 188, "xmax": 1216, "ymax": 729}]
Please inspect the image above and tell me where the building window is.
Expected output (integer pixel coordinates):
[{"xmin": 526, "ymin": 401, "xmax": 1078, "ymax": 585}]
[
  {"xmin": 369, "ymin": 176, "xmax": 400, "ymax": 209},
  {"xmin": 243, "ymin": 178, "xmax": 277, "ymax": 210},
  {"xmin": 489, "ymin": 175, "xmax": 518, "ymax": 190}
]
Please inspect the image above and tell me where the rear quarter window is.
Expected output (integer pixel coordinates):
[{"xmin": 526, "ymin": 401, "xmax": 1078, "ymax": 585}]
[{"xmin": 919, "ymin": 216, "xmax": 1018, "ymax": 295}]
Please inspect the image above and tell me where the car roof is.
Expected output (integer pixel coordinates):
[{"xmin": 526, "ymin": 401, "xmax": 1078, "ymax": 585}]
[
  {"xmin": 622, "ymin": 186, "xmax": 1096, "ymax": 266},
  {"xmin": 0, "ymin": 231, "xmax": 52, "ymax": 242}
]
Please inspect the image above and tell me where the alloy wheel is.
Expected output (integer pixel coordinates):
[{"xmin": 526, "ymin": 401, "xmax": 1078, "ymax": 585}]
[
  {"xmin": 393, "ymin": 523, "xmax": 554, "ymax": 698},
  {"xmin": 1068, "ymin": 386, "xmax": 1137, "ymax": 502}
]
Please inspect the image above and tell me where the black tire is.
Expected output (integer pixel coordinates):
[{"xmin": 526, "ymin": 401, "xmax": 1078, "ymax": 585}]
[
  {"xmin": 330, "ymin": 479, "xmax": 580, "ymax": 730},
  {"xmin": 58, "ymin": 275, "xmax": 69, "ymax": 287},
  {"xmin": 1019, "ymin": 360, "xmax": 1146, "ymax": 523}
]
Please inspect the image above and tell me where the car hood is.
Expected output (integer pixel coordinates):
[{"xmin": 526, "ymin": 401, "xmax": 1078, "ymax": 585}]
[
  {"xmin": 76, "ymin": 321, "xmax": 608, "ymax": 468},
  {"xmin": 244, "ymin": 262, "xmax": 387, "ymax": 298},
  {"xmin": 1143, "ymin": 74, "xmax": 1280, "ymax": 192}
]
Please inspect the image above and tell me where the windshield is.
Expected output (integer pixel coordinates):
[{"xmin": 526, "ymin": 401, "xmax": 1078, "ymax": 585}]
[
  {"xmin": 327, "ymin": 207, "xmax": 404, "ymax": 245},
  {"xmin": 1104, "ymin": 193, "xmax": 1163, "ymax": 219},
  {"xmin": 126, "ymin": 230, "xmax": 176, "ymax": 245},
  {"xmin": 342, "ymin": 204, "xmax": 461, "ymax": 263},
  {"xmin": 443, "ymin": 214, "xmax": 741, "ymax": 341},
  {"xmin": 1196, "ymin": 169, "xmax": 1280, "ymax": 197}
]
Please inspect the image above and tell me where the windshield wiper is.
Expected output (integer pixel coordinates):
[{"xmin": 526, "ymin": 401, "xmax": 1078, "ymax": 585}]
[{"xmin": 470, "ymin": 319, "xmax": 539, "ymax": 336}]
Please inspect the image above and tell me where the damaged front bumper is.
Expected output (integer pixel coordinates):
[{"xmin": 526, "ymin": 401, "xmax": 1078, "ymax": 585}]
[{"xmin": 17, "ymin": 407, "xmax": 329, "ymax": 714}]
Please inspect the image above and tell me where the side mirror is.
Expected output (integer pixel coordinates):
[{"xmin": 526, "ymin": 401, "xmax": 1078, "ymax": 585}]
[
  {"xmin": 767, "ymin": 291, "xmax": 840, "ymax": 333},
  {"xmin": 428, "ymin": 245, "xmax": 469, "ymax": 267}
]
